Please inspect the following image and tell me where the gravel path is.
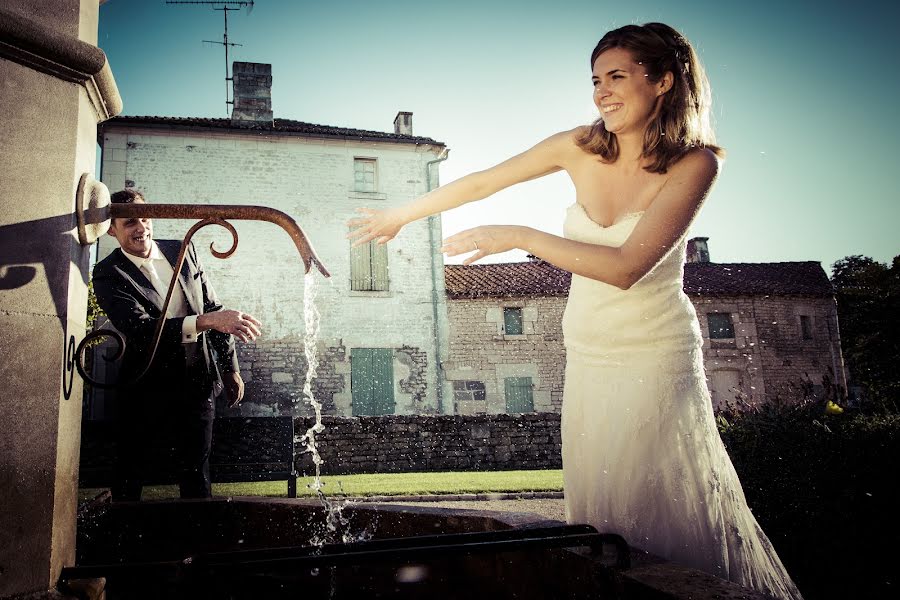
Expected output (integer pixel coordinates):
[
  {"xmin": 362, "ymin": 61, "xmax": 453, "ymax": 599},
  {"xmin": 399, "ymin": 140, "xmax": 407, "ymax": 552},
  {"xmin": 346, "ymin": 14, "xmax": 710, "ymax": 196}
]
[{"xmin": 390, "ymin": 497, "xmax": 568, "ymax": 522}]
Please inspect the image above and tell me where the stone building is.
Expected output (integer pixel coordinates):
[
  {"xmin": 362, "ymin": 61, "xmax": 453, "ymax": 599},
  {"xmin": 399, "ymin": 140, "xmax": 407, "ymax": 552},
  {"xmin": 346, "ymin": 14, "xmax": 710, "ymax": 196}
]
[
  {"xmin": 91, "ymin": 62, "xmax": 452, "ymax": 418},
  {"xmin": 443, "ymin": 240, "xmax": 845, "ymax": 414},
  {"xmin": 443, "ymin": 261, "xmax": 570, "ymax": 415}
]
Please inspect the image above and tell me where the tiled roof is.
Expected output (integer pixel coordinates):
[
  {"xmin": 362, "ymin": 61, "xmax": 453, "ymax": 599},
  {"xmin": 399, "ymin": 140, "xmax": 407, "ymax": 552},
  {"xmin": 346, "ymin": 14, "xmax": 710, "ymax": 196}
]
[
  {"xmin": 683, "ymin": 261, "xmax": 833, "ymax": 296},
  {"xmin": 444, "ymin": 260, "xmax": 833, "ymax": 299},
  {"xmin": 99, "ymin": 116, "xmax": 444, "ymax": 146},
  {"xmin": 445, "ymin": 261, "xmax": 571, "ymax": 299}
]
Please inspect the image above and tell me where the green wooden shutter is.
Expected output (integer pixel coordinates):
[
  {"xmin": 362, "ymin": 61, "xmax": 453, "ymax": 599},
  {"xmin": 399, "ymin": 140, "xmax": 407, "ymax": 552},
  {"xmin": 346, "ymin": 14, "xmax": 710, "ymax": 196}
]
[
  {"xmin": 351, "ymin": 348, "xmax": 375, "ymax": 415},
  {"xmin": 503, "ymin": 307, "xmax": 523, "ymax": 335},
  {"xmin": 350, "ymin": 239, "xmax": 388, "ymax": 292},
  {"xmin": 707, "ymin": 313, "xmax": 734, "ymax": 339},
  {"xmin": 505, "ymin": 377, "xmax": 534, "ymax": 414},
  {"xmin": 351, "ymin": 348, "xmax": 395, "ymax": 416},
  {"xmin": 350, "ymin": 238, "xmax": 371, "ymax": 291},
  {"xmin": 371, "ymin": 348, "xmax": 394, "ymax": 414},
  {"xmin": 371, "ymin": 241, "xmax": 389, "ymax": 291}
]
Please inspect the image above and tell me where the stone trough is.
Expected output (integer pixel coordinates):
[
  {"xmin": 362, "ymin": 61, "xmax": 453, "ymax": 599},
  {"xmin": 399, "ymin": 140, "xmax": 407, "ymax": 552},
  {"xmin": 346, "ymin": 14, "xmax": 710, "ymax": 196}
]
[
  {"xmin": 69, "ymin": 496, "xmax": 622, "ymax": 599},
  {"xmin": 67, "ymin": 495, "xmax": 771, "ymax": 600}
]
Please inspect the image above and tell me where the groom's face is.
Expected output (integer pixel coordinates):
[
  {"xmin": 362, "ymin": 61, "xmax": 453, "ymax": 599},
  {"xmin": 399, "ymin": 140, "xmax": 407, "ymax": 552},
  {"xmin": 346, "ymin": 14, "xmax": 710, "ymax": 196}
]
[{"xmin": 109, "ymin": 199, "xmax": 153, "ymax": 259}]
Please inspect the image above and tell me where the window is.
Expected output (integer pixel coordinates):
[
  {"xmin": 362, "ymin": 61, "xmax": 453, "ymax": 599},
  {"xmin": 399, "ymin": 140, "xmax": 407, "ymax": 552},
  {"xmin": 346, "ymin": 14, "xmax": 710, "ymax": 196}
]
[
  {"xmin": 353, "ymin": 158, "xmax": 376, "ymax": 193},
  {"xmin": 505, "ymin": 377, "xmax": 534, "ymax": 414},
  {"xmin": 351, "ymin": 348, "xmax": 394, "ymax": 416},
  {"xmin": 800, "ymin": 315, "xmax": 813, "ymax": 340},
  {"xmin": 453, "ymin": 380, "xmax": 486, "ymax": 403},
  {"xmin": 708, "ymin": 369, "xmax": 743, "ymax": 411},
  {"xmin": 503, "ymin": 307, "xmax": 524, "ymax": 335},
  {"xmin": 350, "ymin": 234, "xmax": 389, "ymax": 291},
  {"xmin": 707, "ymin": 313, "xmax": 735, "ymax": 339}
]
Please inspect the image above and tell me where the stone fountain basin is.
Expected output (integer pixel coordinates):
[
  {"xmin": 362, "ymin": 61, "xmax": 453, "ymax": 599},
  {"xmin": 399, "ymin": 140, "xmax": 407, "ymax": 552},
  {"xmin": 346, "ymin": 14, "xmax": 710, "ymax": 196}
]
[{"xmin": 75, "ymin": 496, "xmax": 606, "ymax": 599}]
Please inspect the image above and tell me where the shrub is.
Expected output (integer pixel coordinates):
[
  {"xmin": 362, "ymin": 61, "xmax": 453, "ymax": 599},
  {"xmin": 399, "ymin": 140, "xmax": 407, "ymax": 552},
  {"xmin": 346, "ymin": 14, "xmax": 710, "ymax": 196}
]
[{"xmin": 719, "ymin": 401, "xmax": 900, "ymax": 599}]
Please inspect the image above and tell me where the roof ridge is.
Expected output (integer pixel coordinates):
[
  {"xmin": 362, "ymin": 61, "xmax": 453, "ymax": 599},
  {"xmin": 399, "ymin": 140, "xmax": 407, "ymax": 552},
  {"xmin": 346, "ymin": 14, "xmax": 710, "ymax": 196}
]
[{"xmin": 104, "ymin": 115, "xmax": 445, "ymax": 145}]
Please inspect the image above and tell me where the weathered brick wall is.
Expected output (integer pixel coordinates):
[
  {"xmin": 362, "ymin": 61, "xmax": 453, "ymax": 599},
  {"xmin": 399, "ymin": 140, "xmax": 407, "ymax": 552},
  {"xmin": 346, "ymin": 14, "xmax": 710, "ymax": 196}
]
[
  {"xmin": 293, "ymin": 413, "xmax": 562, "ymax": 475},
  {"xmin": 446, "ymin": 292, "xmax": 844, "ymax": 412},
  {"xmin": 444, "ymin": 296, "xmax": 567, "ymax": 414},
  {"xmin": 97, "ymin": 126, "xmax": 448, "ymax": 416},
  {"xmin": 692, "ymin": 294, "xmax": 845, "ymax": 406}
]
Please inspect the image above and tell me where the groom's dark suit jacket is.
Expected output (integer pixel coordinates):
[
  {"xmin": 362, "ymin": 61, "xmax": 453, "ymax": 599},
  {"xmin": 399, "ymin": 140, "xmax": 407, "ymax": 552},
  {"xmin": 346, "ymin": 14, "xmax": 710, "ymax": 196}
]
[{"xmin": 92, "ymin": 239, "xmax": 238, "ymax": 414}]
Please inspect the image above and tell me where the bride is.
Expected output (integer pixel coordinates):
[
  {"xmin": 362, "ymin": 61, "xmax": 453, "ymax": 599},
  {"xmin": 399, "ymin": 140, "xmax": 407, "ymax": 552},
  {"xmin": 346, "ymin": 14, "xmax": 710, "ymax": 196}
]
[{"xmin": 349, "ymin": 22, "xmax": 803, "ymax": 599}]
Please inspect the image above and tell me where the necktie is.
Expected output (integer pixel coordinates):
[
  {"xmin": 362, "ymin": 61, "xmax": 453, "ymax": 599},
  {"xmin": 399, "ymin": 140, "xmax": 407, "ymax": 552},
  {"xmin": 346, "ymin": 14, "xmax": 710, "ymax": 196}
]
[{"xmin": 141, "ymin": 260, "xmax": 184, "ymax": 318}]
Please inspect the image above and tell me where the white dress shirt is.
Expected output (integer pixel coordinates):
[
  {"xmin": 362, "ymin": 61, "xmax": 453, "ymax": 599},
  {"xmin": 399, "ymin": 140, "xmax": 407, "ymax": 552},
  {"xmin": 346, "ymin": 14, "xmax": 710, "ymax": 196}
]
[{"xmin": 121, "ymin": 242, "xmax": 199, "ymax": 344}]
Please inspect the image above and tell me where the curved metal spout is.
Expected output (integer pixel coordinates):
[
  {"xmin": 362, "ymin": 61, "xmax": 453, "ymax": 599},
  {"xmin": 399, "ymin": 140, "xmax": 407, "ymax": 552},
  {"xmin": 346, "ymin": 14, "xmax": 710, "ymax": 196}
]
[
  {"xmin": 109, "ymin": 203, "xmax": 330, "ymax": 278},
  {"xmin": 75, "ymin": 201, "xmax": 330, "ymax": 389}
]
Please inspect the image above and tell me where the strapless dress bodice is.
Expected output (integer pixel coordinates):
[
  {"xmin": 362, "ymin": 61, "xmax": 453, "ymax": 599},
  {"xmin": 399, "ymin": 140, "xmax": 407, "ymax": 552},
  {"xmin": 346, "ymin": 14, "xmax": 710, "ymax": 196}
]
[{"xmin": 561, "ymin": 202, "xmax": 701, "ymax": 360}]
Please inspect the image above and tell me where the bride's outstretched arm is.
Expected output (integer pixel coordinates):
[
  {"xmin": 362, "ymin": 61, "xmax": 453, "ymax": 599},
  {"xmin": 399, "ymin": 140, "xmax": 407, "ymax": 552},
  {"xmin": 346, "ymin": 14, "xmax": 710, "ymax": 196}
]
[
  {"xmin": 346, "ymin": 131, "xmax": 573, "ymax": 245},
  {"xmin": 443, "ymin": 149, "xmax": 720, "ymax": 290}
]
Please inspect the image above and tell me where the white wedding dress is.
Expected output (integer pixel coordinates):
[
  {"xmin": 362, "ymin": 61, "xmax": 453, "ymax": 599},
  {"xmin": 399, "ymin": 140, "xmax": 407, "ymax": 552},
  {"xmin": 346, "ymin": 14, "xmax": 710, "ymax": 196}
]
[{"xmin": 561, "ymin": 203, "xmax": 803, "ymax": 599}]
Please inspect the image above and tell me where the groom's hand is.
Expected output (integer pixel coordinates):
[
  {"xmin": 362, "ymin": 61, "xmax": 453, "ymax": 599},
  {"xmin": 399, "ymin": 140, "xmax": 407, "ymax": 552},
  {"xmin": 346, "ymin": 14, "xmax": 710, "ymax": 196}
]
[
  {"xmin": 198, "ymin": 310, "xmax": 262, "ymax": 342},
  {"xmin": 224, "ymin": 371, "xmax": 245, "ymax": 407}
]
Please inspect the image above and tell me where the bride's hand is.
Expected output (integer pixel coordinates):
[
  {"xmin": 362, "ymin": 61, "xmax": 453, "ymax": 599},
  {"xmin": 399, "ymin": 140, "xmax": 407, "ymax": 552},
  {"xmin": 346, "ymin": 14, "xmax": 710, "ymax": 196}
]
[
  {"xmin": 347, "ymin": 207, "xmax": 407, "ymax": 246},
  {"xmin": 442, "ymin": 225, "xmax": 525, "ymax": 265}
]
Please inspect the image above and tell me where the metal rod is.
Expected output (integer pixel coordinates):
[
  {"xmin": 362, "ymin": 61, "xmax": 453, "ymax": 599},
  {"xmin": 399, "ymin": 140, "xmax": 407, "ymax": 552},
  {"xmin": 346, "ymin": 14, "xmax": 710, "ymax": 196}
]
[
  {"xmin": 75, "ymin": 202, "xmax": 329, "ymax": 389},
  {"xmin": 60, "ymin": 525, "xmax": 631, "ymax": 582},
  {"xmin": 108, "ymin": 203, "xmax": 329, "ymax": 278}
]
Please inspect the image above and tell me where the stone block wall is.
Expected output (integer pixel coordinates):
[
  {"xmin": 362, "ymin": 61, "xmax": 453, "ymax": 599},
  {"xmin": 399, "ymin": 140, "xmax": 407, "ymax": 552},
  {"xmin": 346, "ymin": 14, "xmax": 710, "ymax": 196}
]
[
  {"xmin": 692, "ymin": 294, "xmax": 845, "ymax": 407},
  {"xmin": 445, "ymin": 292, "xmax": 844, "ymax": 413},
  {"xmin": 96, "ymin": 125, "xmax": 448, "ymax": 416},
  {"xmin": 294, "ymin": 413, "xmax": 562, "ymax": 475},
  {"xmin": 444, "ymin": 296, "xmax": 567, "ymax": 414}
]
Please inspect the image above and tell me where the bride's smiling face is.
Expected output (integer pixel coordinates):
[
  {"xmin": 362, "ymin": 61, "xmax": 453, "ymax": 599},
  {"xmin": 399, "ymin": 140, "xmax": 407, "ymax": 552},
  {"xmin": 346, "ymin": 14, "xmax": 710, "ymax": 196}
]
[{"xmin": 592, "ymin": 47, "xmax": 670, "ymax": 137}]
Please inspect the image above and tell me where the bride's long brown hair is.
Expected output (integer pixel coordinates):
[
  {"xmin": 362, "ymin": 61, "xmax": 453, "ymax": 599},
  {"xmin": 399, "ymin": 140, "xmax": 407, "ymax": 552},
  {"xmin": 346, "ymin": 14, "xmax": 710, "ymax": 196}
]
[{"xmin": 576, "ymin": 22, "xmax": 724, "ymax": 174}]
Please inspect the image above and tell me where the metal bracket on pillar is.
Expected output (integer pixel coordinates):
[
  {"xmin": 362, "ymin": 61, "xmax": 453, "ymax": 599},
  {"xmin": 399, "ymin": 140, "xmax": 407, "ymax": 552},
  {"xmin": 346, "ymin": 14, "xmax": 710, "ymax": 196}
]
[{"xmin": 75, "ymin": 172, "xmax": 111, "ymax": 246}]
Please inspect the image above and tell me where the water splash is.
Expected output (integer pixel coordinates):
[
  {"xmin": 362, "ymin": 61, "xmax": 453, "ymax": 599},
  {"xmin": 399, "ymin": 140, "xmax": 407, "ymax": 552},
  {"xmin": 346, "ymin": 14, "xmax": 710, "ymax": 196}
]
[
  {"xmin": 298, "ymin": 272, "xmax": 325, "ymax": 491},
  {"xmin": 296, "ymin": 272, "xmax": 374, "ymax": 547}
]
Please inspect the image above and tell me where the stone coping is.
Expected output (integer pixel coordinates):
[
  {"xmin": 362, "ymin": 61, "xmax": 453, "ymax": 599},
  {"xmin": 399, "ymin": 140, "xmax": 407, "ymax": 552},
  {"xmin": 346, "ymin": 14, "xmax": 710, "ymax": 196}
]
[
  {"xmin": 0, "ymin": 7, "xmax": 122, "ymax": 119},
  {"xmin": 339, "ymin": 491, "xmax": 564, "ymax": 503}
]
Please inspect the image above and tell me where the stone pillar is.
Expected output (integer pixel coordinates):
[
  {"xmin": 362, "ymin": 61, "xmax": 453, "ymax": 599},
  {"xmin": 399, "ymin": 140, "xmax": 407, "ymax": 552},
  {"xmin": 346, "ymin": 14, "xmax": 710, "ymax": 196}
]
[{"xmin": 0, "ymin": 1, "xmax": 121, "ymax": 596}]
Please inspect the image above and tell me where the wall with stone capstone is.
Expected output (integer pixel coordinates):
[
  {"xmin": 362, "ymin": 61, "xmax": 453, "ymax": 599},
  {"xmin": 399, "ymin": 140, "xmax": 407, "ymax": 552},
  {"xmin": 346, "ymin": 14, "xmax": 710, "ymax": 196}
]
[
  {"xmin": 293, "ymin": 413, "xmax": 562, "ymax": 476},
  {"xmin": 96, "ymin": 126, "xmax": 448, "ymax": 416}
]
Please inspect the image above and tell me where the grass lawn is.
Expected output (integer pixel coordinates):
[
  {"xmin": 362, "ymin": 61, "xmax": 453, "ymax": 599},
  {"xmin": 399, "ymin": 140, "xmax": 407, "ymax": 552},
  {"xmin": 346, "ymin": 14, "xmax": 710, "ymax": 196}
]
[{"xmin": 79, "ymin": 469, "xmax": 563, "ymax": 502}]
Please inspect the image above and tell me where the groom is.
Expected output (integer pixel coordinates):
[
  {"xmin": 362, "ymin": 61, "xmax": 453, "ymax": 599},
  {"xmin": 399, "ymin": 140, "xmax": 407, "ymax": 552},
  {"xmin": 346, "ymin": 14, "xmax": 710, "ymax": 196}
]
[{"xmin": 92, "ymin": 189, "xmax": 262, "ymax": 500}]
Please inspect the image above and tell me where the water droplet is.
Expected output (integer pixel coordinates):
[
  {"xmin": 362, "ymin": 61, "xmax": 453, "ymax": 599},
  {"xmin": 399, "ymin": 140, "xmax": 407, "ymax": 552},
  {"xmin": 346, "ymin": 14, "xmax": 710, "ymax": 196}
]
[{"xmin": 396, "ymin": 565, "xmax": 429, "ymax": 583}]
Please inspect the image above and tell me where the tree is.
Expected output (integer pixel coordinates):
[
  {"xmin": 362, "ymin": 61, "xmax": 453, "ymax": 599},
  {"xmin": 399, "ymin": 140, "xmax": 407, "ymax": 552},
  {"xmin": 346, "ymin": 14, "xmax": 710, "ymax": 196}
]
[{"xmin": 831, "ymin": 255, "xmax": 900, "ymax": 410}]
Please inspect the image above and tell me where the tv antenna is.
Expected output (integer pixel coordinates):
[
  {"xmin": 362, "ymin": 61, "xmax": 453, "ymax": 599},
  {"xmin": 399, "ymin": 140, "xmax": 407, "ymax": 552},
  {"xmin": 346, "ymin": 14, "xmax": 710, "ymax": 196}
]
[{"xmin": 166, "ymin": 1, "xmax": 255, "ymax": 115}]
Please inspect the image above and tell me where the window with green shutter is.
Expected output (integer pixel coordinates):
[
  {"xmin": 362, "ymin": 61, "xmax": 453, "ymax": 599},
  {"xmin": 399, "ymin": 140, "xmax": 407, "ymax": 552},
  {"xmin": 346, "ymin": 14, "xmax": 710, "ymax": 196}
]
[
  {"xmin": 354, "ymin": 158, "xmax": 376, "ymax": 193},
  {"xmin": 351, "ymin": 348, "xmax": 395, "ymax": 416},
  {"xmin": 350, "ymin": 236, "xmax": 389, "ymax": 291},
  {"xmin": 707, "ymin": 313, "xmax": 734, "ymax": 339},
  {"xmin": 504, "ymin": 376, "xmax": 534, "ymax": 414},
  {"xmin": 503, "ymin": 307, "xmax": 524, "ymax": 335}
]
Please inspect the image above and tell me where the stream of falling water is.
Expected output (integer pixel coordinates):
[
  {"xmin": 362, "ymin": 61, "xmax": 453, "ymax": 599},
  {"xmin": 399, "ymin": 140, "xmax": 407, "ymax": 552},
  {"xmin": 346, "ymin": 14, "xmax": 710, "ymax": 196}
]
[{"xmin": 297, "ymin": 273, "xmax": 372, "ymax": 547}]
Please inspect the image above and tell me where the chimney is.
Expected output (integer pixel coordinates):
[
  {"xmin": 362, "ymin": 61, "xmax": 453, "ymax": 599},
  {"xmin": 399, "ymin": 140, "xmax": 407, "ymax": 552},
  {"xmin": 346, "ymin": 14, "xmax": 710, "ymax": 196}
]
[
  {"xmin": 686, "ymin": 237, "xmax": 710, "ymax": 263},
  {"xmin": 394, "ymin": 111, "xmax": 413, "ymax": 135},
  {"xmin": 231, "ymin": 62, "xmax": 273, "ymax": 125}
]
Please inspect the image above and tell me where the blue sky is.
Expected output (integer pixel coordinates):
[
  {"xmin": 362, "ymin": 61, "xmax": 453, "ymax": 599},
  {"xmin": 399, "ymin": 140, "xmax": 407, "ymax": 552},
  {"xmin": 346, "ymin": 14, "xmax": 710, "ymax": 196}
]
[{"xmin": 98, "ymin": 0, "xmax": 899, "ymax": 272}]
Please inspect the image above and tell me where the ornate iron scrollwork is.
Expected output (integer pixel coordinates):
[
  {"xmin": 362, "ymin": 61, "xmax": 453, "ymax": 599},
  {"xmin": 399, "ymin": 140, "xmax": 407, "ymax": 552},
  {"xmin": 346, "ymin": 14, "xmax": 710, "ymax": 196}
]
[{"xmin": 74, "ymin": 203, "xmax": 329, "ymax": 389}]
